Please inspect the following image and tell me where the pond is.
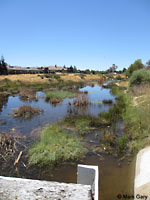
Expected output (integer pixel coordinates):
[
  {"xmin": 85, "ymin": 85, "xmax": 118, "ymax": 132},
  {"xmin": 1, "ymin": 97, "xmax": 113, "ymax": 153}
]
[{"xmin": 0, "ymin": 84, "xmax": 135, "ymax": 200}]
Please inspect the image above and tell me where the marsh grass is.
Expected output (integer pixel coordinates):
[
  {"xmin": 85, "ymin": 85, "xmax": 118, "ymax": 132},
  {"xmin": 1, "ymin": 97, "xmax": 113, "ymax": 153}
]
[
  {"xmin": 73, "ymin": 93, "xmax": 89, "ymax": 107},
  {"xmin": 62, "ymin": 114, "xmax": 110, "ymax": 135},
  {"xmin": 45, "ymin": 90, "xmax": 76, "ymax": 104},
  {"xmin": 12, "ymin": 105, "xmax": 43, "ymax": 119},
  {"xmin": 100, "ymin": 131, "xmax": 117, "ymax": 148},
  {"xmin": 123, "ymin": 94, "xmax": 150, "ymax": 153},
  {"xmin": 100, "ymin": 131, "xmax": 128, "ymax": 155},
  {"xmin": 62, "ymin": 115, "xmax": 92, "ymax": 135},
  {"xmin": 29, "ymin": 124, "xmax": 87, "ymax": 166},
  {"xmin": 99, "ymin": 94, "xmax": 127, "ymax": 124},
  {"xmin": 117, "ymin": 134, "xmax": 128, "ymax": 154},
  {"xmin": 109, "ymin": 82, "xmax": 150, "ymax": 154}
]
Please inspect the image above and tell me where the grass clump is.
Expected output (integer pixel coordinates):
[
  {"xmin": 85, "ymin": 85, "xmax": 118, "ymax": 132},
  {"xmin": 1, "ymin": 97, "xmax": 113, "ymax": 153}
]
[
  {"xmin": 12, "ymin": 105, "xmax": 43, "ymax": 119},
  {"xmin": 29, "ymin": 124, "xmax": 87, "ymax": 166},
  {"xmin": 45, "ymin": 90, "xmax": 76, "ymax": 104}
]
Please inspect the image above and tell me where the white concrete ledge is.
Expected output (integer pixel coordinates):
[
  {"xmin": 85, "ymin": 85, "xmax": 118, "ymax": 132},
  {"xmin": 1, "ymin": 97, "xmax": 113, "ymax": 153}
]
[
  {"xmin": 0, "ymin": 176, "xmax": 92, "ymax": 200},
  {"xmin": 77, "ymin": 164, "xmax": 99, "ymax": 200},
  {"xmin": 134, "ymin": 146, "xmax": 150, "ymax": 200}
]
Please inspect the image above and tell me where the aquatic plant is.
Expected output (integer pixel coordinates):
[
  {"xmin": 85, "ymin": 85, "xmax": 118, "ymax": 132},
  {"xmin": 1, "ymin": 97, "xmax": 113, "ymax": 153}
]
[
  {"xmin": 73, "ymin": 93, "xmax": 89, "ymax": 107},
  {"xmin": 102, "ymin": 99, "xmax": 113, "ymax": 104},
  {"xmin": 19, "ymin": 89, "xmax": 36, "ymax": 101},
  {"xmin": 12, "ymin": 105, "xmax": 43, "ymax": 119},
  {"xmin": 117, "ymin": 134, "xmax": 128, "ymax": 154},
  {"xmin": 62, "ymin": 114, "xmax": 110, "ymax": 135},
  {"xmin": 29, "ymin": 124, "xmax": 87, "ymax": 166},
  {"xmin": 45, "ymin": 90, "xmax": 76, "ymax": 105},
  {"xmin": 100, "ymin": 131, "xmax": 117, "ymax": 148}
]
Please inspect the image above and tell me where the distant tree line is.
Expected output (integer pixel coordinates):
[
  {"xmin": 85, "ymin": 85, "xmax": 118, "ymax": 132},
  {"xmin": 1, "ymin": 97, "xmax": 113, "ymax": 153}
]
[{"xmin": 2, "ymin": 55, "xmax": 150, "ymax": 76}]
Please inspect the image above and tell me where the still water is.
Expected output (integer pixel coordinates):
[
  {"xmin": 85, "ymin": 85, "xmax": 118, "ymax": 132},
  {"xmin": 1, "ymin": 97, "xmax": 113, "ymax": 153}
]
[{"xmin": 0, "ymin": 84, "xmax": 135, "ymax": 200}]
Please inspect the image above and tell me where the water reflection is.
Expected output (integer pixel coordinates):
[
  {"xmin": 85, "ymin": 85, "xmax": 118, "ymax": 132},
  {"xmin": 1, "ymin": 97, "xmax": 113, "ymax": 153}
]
[{"xmin": 0, "ymin": 93, "xmax": 9, "ymax": 113}]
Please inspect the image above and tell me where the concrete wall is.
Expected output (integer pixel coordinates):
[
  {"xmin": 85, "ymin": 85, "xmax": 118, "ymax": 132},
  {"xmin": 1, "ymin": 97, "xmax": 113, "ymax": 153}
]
[
  {"xmin": 134, "ymin": 146, "xmax": 150, "ymax": 200},
  {"xmin": 77, "ymin": 164, "xmax": 99, "ymax": 200},
  {"xmin": 0, "ymin": 176, "xmax": 92, "ymax": 200}
]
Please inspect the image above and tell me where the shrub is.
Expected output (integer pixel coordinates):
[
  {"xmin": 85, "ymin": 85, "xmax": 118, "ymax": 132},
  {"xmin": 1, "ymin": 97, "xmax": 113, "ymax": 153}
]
[
  {"xmin": 129, "ymin": 69, "xmax": 150, "ymax": 86},
  {"xmin": 127, "ymin": 59, "xmax": 144, "ymax": 77}
]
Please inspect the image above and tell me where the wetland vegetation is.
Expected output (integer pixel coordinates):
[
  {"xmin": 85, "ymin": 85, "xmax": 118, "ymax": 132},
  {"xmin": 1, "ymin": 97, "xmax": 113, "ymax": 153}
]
[
  {"xmin": 0, "ymin": 69, "xmax": 149, "ymax": 199},
  {"xmin": 12, "ymin": 105, "xmax": 43, "ymax": 120},
  {"xmin": 29, "ymin": 124, "xmax": 87, "ymax": 166}
]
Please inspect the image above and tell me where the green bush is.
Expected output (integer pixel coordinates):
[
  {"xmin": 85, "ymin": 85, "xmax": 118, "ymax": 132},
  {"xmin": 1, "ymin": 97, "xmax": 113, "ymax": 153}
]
[{"xmin": 129, "ymin": 69, "xmax": 150, "ymax": 86}]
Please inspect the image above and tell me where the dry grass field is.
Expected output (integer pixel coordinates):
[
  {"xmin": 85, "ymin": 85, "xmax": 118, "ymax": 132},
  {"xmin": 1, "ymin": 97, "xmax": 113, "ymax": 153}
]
[
  {"xmin": 0, "ymin": 74, "xmax": 49, "ymax": 84},
  {"xmin": 0, "ymin": 73, "xmax": 103, "ymax": 83}
]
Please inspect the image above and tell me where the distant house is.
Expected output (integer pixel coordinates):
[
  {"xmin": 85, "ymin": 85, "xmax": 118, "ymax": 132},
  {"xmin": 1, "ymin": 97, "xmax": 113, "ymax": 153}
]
[
  {"xmin": 7, "ymin": 65, "xmax": 67, "ymax": 74},
  {"xmin": 47, "ymin": 66, "xmax": 67, "ymax": 73},
  {"xmin": 42, "ymin": 66, "xmax": 67, "ymax": 73},
  {"xmin": 7, "ymin": 66, "xmax": 40, "ymax": 74}
]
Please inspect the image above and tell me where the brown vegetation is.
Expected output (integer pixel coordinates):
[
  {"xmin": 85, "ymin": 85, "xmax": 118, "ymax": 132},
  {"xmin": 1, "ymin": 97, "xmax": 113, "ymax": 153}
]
[
  {"xmin": 0, "ymin": 134, "xmax": 18, "ymax": 159},
  {"xmin": 49, "ymin": 98, "xmax": 62, "ymax": 105},
  {"xmin": 12, "ymin": 105, "xmax": 43, "ymax": 119},
  {"xmin": 0, "ymin": 73, "xmax": 103, "ymax": 84},
  {"xmin": 72, "ymin": 93, "xmax": 89, "ymax": 107},
  {"xmin": 19, "ymin": 89, "xmax": 36, "ymax": 100}
]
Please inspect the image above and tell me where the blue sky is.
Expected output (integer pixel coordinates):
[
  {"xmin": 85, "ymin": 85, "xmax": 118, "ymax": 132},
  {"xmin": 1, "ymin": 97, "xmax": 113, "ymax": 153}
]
[{"xmin": 0, "ymin": 0, "xmax": 150, "ymax": 70}]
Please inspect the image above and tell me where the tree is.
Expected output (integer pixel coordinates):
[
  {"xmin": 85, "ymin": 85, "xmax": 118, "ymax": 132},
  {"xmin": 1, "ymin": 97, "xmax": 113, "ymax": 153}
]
[
  {"xmin": 73, "ymin": 66, "xmax": 77, "ymax": 73},
  {"xmin": 67, "ymin": 65, "xmax": 74, "ymax": 73},
  {"xmin": 146, "ymin": 60, "xmax": 150, "ymax": 70},
  {"xmin": 91, "ymin": 70, "xmax": 96, "ymax": 74},
  {"xmin": 0, "ymin": 56, "xmax": 8, "ymax": 75},
  {"xmin": 127, "ymin": 59, "xmax": 144, "ymax": 77},
  {"xmin": 107, "ymin": 64, "xmax": 118, "ymax": 73},
  {"xmin": 123, "ymin": 68, "xmax": 127, "ymax": 72},
  {"xmin": 85, "ymin": 69, "xmax": 91, "ymax": 74},
  {"xmin": 112, "ymin": 64, "xmax": 118, "ymax": 72}
]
